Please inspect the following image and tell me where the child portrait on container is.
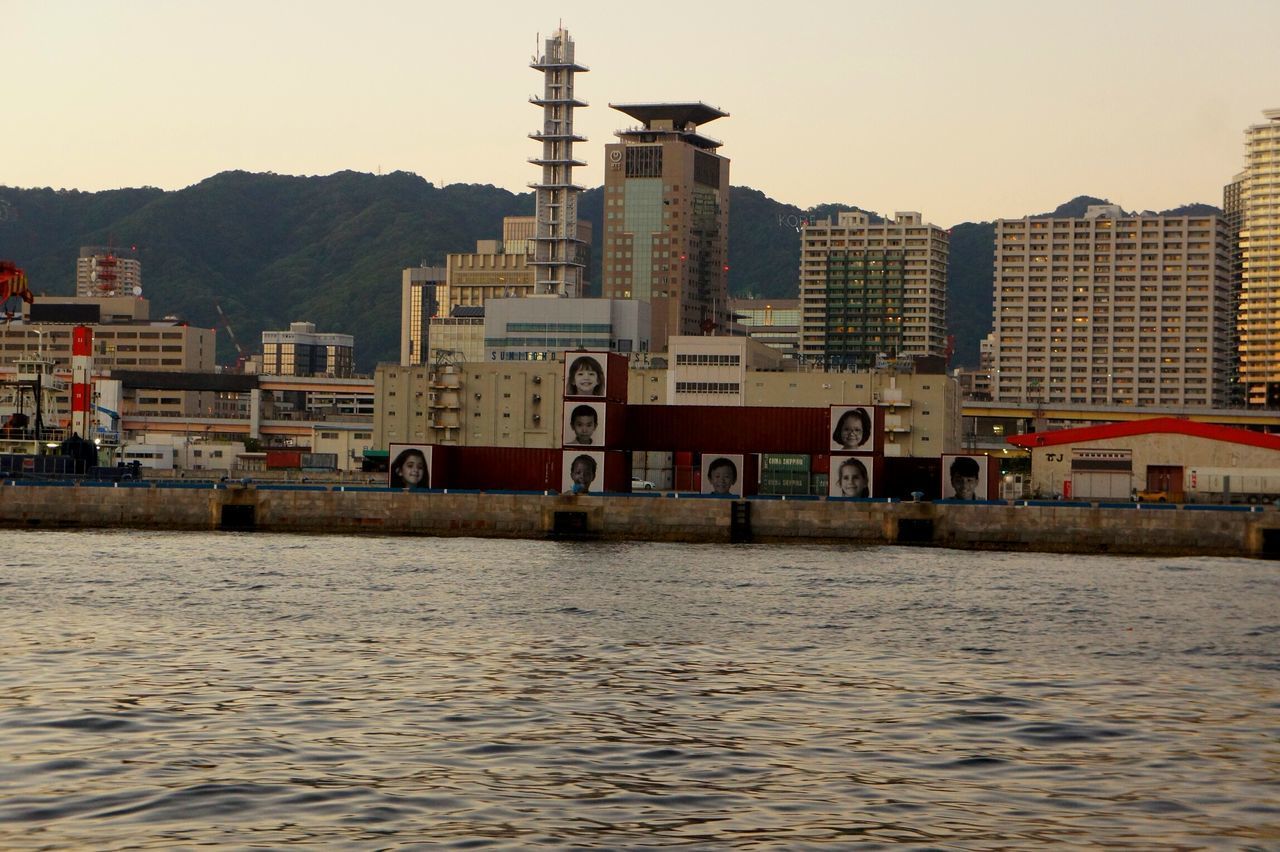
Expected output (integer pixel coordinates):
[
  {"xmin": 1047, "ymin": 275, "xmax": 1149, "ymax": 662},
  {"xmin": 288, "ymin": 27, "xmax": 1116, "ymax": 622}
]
[
  {"xmin": 837, "ymin": 457, "xmax": 870, "ymax": 498},
  {"xmin": 389, "ymin": 447, "xmax": 429, "ymax": 489},
  {"xmin": 949, "ymin": 455, "xmax": 981, "ymax": 500},
  {"xmin": 832, "ymin": 407, "xmax": 872, "ymax": 450},
  {"xmin": 707, "ymin": 457, "xmax": 738, "ymax": 496},
  {"xmin": 570, "ymin": 453, "xmax": 598, "ymax": 493},
  {"xmin": 568, "ymin": 355, "xmax": 604, "ymax": 396},
  {"xmin": 568, "ymin": 404, "xmax": 598, "ymax": 445}
]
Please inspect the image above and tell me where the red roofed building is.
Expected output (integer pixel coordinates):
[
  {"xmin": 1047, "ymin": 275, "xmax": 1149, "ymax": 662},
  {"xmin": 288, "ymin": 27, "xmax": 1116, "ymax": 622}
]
[{"xmin": 1007, "ymin": 417, "xmax": 1280, "ymax": 501}]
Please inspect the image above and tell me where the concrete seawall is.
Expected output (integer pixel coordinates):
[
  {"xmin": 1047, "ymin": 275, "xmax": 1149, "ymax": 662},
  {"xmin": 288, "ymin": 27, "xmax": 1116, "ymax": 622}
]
[{"xmin": 1, "ymin": 483, "xmax": 1273, "ymax": 559}]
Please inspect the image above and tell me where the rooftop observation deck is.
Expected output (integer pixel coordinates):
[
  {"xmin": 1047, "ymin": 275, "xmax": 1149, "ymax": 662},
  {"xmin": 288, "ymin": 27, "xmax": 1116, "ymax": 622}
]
[{"xmin": 610, "ymin": 102, "xmax": 727, "ymax": 127}]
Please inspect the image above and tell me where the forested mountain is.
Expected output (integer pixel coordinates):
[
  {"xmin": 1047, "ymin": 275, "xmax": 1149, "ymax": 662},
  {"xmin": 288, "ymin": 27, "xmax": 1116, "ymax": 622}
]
[{"xmin": 0, "ymin": 174, "xmax": 1217, "ymax": 370}]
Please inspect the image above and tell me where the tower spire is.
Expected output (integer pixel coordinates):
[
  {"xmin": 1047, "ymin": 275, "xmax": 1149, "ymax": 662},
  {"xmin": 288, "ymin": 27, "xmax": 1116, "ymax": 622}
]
[{"xmin": 529, "ymin": 27, "xmax": 588, "ymax": 297}]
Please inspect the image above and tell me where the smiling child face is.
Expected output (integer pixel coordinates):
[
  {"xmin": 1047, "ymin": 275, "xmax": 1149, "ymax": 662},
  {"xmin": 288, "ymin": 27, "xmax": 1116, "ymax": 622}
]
[
  {"xmin": 400, "ymin": 454, "xmax": 426, "ymax": 486},
  {"xmin": 839, "ymin": 463, "xmax": 866, "ymax": 496},
  {"xmin": 838, "ymin": 416, "xmax": 864, "ymax": 448},
  {"xmin": 573, "ymin": 363, "xmax": 600, "ymax": 395},
  {"xmin": 709, "ymin": 463, "xmax": 736, "ymax": 494}
]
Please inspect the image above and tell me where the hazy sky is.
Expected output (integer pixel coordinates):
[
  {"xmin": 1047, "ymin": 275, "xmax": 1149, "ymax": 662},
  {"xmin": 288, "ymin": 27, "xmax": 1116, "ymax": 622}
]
[{"xmin": 5, "ymin": 0, "xmax": 1277, "ymax": 226}]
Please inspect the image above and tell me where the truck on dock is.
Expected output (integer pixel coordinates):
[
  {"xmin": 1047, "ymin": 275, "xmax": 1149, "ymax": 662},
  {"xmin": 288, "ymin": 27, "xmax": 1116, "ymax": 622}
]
[{"xmin": 1184, "ymin": 467, "xmax": 1280, "ymax": 504}]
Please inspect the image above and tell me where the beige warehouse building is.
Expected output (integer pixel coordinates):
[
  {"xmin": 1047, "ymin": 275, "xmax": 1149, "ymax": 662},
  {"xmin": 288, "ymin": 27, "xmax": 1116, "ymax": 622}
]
[{"xmin": 1008, "ymin": 417, "xmax": 1280, "ymax": 501}]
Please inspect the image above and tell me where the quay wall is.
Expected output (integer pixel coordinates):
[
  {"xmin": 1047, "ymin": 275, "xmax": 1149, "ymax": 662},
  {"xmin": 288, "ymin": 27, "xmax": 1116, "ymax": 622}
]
[{"xmin": 0, "ymin": 483, "xmax": 1273, "ymax": 559}]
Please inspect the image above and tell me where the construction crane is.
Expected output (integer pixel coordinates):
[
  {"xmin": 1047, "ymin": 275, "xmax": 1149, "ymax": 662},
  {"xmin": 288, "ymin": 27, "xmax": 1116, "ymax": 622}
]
[
  {"xmin": 0, "ymin": 260, "xmax": 34, "ymax": 321},
  {"xmin": 214, "ymin": 301, "xmax": 249, "ymax": 371}
]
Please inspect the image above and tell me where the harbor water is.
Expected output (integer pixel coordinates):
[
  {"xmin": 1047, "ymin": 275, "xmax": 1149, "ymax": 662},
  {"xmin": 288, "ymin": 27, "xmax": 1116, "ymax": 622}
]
[{"xmin": 1, "ymin": 531, "xmax": 1277, "ymax": 848}]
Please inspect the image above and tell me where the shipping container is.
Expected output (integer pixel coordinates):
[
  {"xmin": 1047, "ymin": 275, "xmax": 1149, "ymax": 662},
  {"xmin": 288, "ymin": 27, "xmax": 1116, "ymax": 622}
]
[
  {"xmin": 883, "ymin": 456, "xmax": 943, "ymax": 501},
  {"xmin": 1185, "ymin": 467, "xmax": 1280, "ymax": 503},
  {"xmin": 300, "ymin": 452, "xmax": 338, "ymax": 471},
  {"xmin": 431, "ymin": 446, "xmax": 561, "ymax": 492},
  {"xmin": 643, "ymin": 468, "xmax": 674, "ymax": 490},
  {"xmin": 625, "ymin": 406, "xmax": 830, "ymax": 455},
  {"xmin": 645, "ymin": 450, "xmax": 674, "ymax": 469},
  {"xmin": 265, "ymin": 449, "xmax": 303, "ymax": 469},
  {"xmin": 760, "ymin": 469, "xmax": 809, "ymax": 496}
]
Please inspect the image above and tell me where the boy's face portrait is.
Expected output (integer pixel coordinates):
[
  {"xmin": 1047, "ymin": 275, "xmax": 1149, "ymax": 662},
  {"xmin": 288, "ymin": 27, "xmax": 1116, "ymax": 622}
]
[
  {"xmin": 571, "ymin": 413, "xmax": 596, "ymax": 442},
  {"xmin": 952, "ymin": 471, "xmax": 979, "ymax": 499},
  {"xmin": 709, "ymin": 464, "xmax": 737, "ymax": 494},
  {"xmin": 571, "ymin": 459, "xmax": 594, "ymax": 487}
]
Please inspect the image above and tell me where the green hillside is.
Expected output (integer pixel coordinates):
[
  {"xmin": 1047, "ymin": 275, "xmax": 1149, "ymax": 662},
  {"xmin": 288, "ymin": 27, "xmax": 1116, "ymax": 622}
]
[{"xmin": 0, "ymin": 175, "xmax": 1217, "ymax": 371}]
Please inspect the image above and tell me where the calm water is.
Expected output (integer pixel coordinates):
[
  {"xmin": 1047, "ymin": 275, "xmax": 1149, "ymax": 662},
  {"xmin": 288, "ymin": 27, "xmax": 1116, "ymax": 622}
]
[{"xmin": 1, "ymin": 531, "xmax": 1277, "ymax": 849}]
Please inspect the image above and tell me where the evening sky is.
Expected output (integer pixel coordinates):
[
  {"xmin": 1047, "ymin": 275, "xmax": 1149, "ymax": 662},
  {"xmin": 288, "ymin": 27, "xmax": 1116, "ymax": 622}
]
[{"xmin": 5, "ymin": 0, "xmax": 1277, "ymax": 226}]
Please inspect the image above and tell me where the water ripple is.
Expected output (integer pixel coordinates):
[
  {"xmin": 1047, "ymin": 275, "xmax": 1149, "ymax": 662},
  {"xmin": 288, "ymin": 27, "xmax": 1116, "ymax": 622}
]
[{"xmin": 0, "ymin": 531, "xmax": 1275, "ymax": 848}]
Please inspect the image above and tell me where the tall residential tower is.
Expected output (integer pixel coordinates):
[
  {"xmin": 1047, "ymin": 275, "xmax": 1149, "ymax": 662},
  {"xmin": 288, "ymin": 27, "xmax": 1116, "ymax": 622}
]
[
  {"xmin": 990, "ymin": 205, "xmax": 1231, "ymax": 408},
  {"xmin": 529, "ymin": 28, "xmax": 589, "ymax": 298},
  {"xmin": 798, "ymin": 212, "xmax": 948, "ymax": 370},
  {"xmin": 603, "ymin": 102, "xmax": 730, "ymax": 352},
  {"xmin": 1237, "ymin": 109, "xmax": 1280, "ymax": 407}
]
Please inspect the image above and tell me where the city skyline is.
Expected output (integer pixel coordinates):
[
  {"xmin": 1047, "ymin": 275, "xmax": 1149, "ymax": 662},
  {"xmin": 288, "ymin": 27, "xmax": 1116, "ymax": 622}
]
[{"xmin": 5, "ymin": 0, "xmax": 1278, "ymax": 227}]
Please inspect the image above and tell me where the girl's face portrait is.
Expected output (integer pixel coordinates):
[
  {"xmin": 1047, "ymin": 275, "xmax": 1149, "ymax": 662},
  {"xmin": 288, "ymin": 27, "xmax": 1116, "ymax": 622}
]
[
  {"xmin": 400, "ymin": 454, "xmax": 426, "ymax": 486},
  {"xmin": 573, "ymin": 363, "xmax": 600, "ymax": 395},
  {"xmin": 837, "ymin": 415, "xmax": 864, "ymax": 449},
  {"xmin": 840, "ymin": 463, "xmax": 867, "ymax": 496}
]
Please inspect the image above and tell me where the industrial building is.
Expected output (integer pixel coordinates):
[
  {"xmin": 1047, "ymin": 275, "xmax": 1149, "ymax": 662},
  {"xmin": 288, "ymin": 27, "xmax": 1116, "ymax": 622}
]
[
  {"xmin": 374, "ymin": 348, "xmax": 960, "ymax": 460},
  {"xmin": 1008, "ymin": 417, "xmax": 1280, "ymax": 502}
]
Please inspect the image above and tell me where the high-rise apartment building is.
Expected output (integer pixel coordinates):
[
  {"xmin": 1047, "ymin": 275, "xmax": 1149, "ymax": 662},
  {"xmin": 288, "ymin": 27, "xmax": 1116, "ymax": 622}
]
[
  {"xmin": 602, "ymin": 102, "xmax": 730, "ymax": 353},
  {"xmin": 76, "ymin": 246, "xmax": 141, "ymax": 298},
  {"xmin": 529, "ymin": 27, "xmax": 589, "ymax": 298},
  {"xmin": 1223, "ymin": 173, "xmax": 1246, "ymax": 407},
  {"xmin": 991, "ymin": 205, "xmax": 1231, "ymax": 408},
  {"xmin": 799, "ymin": 212, "xmax": 948, "ymax": 370},
  {"xmin": 1237, "ymin": 109, "xmax": 1280, "ymax": 407}
]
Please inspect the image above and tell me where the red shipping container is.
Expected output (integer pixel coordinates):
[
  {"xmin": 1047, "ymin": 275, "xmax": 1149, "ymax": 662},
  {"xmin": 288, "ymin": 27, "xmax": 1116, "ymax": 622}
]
[
  {"xmin": 625, "ymin": 406, "xmax": 830, "ymax": 455},
  {"xmin": 434, "ymin": 446, "xmax": 561, "ymax": 492},
  {"xmin": 266, "ymin": 449, "xmax": 303, "ymax": 469}
]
